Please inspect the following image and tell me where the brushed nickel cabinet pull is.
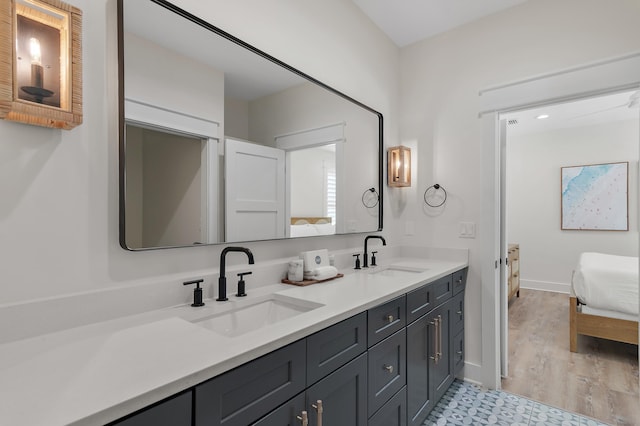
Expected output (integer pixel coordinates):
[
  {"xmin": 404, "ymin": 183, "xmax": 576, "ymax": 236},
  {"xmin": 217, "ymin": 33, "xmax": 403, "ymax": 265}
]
[
  {"xmin": 429, "ymin": 319, "xmax": 437, "ymax": 362},
  {"xmin": 312, "ymin": 400, "xmax": 323, "ymax": 426},
  {"xmin": 296, "ymin": 411, "xmax": 308, "ymax": 426},
  {"xmin": 437, "ymin": 315, "xmax": 443, "ymax": 361},
  {"xmin": 384, "ymin": 364, "xmax": 394, "ymax": 373},
  {"xmin": 386, "ymin": 314, "xmax": 394, "ymax": 323}
]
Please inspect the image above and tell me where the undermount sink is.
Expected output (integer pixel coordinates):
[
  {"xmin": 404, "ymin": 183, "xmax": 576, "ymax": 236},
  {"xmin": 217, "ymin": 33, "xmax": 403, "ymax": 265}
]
[
  {"xmin": 369, "ymin": 265, "xmax": 427, "ymax": 277},
  {"xmin": 191, "ymin": 294, "xmax": 323, "ymax": 337}
]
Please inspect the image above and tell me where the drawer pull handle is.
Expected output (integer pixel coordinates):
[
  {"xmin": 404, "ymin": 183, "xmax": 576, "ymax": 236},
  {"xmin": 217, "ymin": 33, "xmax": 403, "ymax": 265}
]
[
  {"xmin": 457, "ymin": 310, "xmax": 463, "ymax": 315},
  {"xmin": 436, "ymin": 314, "xmax": 443, "ymax": 361},
  {"xmin": 386, "ymin": 314, "xmax": 394, "ymax": 323},
  {"xmin": 457, "ymin": 350, "xmax": 463, "ymax": 355},
  {"xmin": 312, "ymin": 400, "xmax": 323, "ymax": 426},
  {"xmin": 297, "ymin": 411, "xmax": 308, "ymax": 426},
  {"xmin": 384, "ymin": 364, "xmax": 394, "ymax": 373},
  {"xmin": 456, "ymin": 278, "xmax": 463, "ymax": 284}
]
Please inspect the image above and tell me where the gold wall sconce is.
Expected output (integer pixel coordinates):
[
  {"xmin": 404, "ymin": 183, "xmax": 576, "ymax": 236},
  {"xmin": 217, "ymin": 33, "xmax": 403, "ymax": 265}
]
[
  {"xmin": 0, "ymin": 0, "xmax": 82, "ymax": 129},
  {"xmin": 388, "ymin": 145, "xmax": 411, "ymax": 187}
]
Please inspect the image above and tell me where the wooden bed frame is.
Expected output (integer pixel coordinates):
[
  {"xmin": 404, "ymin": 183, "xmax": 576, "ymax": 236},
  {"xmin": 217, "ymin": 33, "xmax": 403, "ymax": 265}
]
[{"xmin": 569, "ymin": 295, "xmax": 638, "ymax": 352}]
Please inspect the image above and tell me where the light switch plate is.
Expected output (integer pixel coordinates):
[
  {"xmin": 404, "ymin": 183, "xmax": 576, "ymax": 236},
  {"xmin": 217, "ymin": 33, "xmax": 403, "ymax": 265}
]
[{"xmin": 459, "ymin": 221, "xmax": 476, "ymax": 238}]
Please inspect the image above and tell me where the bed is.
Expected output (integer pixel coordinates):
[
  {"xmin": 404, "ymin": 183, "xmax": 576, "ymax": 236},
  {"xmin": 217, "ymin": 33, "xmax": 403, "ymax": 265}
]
[
  {"xmin": 570, "ymin": 252, "xmax": 639, "ymax": 352},
  {"xmin": 289, "ymin": 217, "xmax": 335, "ymax": 237}
]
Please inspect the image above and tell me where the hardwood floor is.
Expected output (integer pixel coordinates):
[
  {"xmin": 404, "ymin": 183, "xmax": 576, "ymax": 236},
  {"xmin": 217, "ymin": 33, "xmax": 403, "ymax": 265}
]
[{"xmin": 501, "ymin": 288, "xmax": 639, "ymax": 426}]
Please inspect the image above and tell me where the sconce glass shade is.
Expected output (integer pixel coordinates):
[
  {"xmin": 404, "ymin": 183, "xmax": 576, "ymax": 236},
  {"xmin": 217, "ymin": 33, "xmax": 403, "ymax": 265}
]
[{"xmin": 388, "ymin": 145, "xmax": 411, "ymax": 187}]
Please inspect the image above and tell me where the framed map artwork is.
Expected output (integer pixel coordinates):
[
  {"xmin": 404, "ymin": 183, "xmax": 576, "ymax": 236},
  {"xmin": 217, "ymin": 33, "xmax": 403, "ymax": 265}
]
[{"xmin": 561, "ymin": 162, "xmax": 628, "ymax": 231}]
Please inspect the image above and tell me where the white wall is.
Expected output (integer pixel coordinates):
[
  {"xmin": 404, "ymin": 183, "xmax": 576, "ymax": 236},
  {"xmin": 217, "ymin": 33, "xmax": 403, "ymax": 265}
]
[
  {"xmin": 507, "ymin": 119, "xmax": 639, "ymax": 293},
  {"xmin": 0, "ymin": 0, "xmax": 399, "ymax": 340},
  {"xmin": 398, "ymin": 0, "xmax": 640, "ymax": 383}
]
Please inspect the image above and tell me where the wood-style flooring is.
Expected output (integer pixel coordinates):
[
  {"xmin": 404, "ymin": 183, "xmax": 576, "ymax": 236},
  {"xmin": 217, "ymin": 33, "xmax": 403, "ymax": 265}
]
[{"xmin": 501, "ymin": 289, "xmax": 639, "ymax": 426}]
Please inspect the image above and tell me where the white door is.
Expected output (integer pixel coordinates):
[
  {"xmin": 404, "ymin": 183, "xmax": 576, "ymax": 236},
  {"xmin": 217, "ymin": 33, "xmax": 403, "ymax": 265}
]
[{"xmin": 225, "ymin": 138, "xmax": 285, "ymax": 242}]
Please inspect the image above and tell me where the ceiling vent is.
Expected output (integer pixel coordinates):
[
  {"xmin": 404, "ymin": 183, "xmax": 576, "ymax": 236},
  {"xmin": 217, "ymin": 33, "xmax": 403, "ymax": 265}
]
[{"xmin": 507, "ymin": 119, "xmax": 519, "ymax": 125}]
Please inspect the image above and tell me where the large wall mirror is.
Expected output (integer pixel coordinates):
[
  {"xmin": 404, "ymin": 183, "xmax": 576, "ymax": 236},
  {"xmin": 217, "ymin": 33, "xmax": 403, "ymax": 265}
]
[{"xmin": 118, "ymin": 0, "xmax": 383, "ymax": 250}]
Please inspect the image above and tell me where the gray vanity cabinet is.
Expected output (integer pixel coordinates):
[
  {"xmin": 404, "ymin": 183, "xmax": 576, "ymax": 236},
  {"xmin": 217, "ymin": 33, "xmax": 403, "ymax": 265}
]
[
  {"xmin": 195, "ymin": 339, "xmax": 306, "ymax": 426},
  {"xmin": 108, "ymin": 391, "xmax": 192, "ymax": 426},
  {"xmin": 406, "ymin": 269, "xmax": 466, "ymax": 426}
]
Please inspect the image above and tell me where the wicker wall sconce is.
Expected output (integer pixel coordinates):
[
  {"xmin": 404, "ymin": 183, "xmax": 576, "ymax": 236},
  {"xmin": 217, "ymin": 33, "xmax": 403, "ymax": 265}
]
[
  {"xmin": 388, "ymin": 145, "xmax": 411, "ymax": 187},
  {"xmin": 0, "ymin": 0, "xmax": 82, "ymax": 129}
]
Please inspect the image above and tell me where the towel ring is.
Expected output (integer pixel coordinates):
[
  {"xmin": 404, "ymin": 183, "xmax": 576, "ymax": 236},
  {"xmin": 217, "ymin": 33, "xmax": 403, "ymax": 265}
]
[
  {"xmin": 424, "ymin": 184, "xmax": 447, "ymax": 207},
  {"xmin": 362, "ymin": 188, "xmax": 379, "ymax": 208}
]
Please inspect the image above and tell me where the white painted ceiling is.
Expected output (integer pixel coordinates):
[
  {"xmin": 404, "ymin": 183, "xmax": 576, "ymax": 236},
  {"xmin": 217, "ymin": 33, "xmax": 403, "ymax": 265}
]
[{"xmin": 351, "ymin": 0, "xmax": 528, "ymax": 47}]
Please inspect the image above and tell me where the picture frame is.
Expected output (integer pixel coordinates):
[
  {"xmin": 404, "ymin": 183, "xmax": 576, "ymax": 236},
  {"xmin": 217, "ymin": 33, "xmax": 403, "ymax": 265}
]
[
  {"xmin": 561, "ymin": 161, "xmax": 628, "ymax": 231},
  {"xmin": 0, "ymin": 0, "xmax": 82, "ymax": 129}
]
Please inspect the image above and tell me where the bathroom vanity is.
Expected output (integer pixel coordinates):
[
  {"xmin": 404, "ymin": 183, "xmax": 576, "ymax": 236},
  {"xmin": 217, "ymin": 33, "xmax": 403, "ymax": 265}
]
[
  {"xmin": 107, "ymin": 264, "xmax": 468, "ymax": 426},
  {"xmin": 0, "ymin": 251, "xmax": 467, "ymax": 425}
]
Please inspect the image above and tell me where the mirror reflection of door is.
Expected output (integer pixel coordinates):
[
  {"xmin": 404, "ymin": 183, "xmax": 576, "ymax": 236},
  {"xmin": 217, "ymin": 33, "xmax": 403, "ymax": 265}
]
[
  {"xmin": 125, "ymin": 124, "xmax": 213, "ymax": 248},
  {"xmin": 225, "ymin": 138, "xmax": 286, "ymax": 242}
]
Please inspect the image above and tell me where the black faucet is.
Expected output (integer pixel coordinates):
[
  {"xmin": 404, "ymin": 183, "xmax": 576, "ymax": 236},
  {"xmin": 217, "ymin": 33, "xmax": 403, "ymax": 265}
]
[
  {"xmin": 217, "ymin": 246, "xmax": 255, "ymax": 301},
  {"xmin": 363, "ymin": 235, "xmax": 386, "ymax": 268}
]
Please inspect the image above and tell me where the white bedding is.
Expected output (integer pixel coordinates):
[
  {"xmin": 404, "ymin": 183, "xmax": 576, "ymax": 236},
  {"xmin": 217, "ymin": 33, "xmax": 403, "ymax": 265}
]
[
  {"xmin": 572, "ymin": 252, "xmax": 639, "ymax": 316},
  {"xmin": 289, "ymin": 223, "xmax": 335, "ymax": 237}
]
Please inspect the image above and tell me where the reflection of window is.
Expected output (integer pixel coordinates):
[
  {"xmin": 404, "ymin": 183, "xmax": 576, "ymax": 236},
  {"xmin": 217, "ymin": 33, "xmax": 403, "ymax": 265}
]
[{"xmin": 325, "ymin": 167, "xmax": 336, "ymax": 225}]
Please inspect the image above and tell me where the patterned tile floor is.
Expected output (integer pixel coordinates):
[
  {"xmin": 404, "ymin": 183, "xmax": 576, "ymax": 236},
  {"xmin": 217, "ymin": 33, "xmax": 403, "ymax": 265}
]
[{"xmin": 425, "ymin": 380, "xmax": 609, "ymax": 426}]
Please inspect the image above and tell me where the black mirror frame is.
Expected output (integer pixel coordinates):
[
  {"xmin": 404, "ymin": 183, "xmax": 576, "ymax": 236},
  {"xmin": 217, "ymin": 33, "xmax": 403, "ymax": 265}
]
[{"xmin": 117, "ymin": 0, "xmax": 383, "ymax": 250}]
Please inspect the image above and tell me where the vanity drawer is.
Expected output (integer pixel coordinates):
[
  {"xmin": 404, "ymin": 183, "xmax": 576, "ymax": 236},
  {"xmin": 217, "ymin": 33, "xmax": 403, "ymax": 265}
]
[
  {"xmin": 432, "ymin": 274, "xmax": 453, "ymax": 306},
  {"xmin": 451, "ymin": 291, "xmax": 465, "ymax": 336},
  {"xmin": 368, "ymin": 387, "xmax": 407, "ymax": 426},
  {"xmin": 406, "ymin": 283, "xmax": 431, "ymax": 324},
  {"xmin": 195, "ymin": 339, "xmax": 306, "ymax": 426},
  {"xmin": 307, "ymin": 312, "xmax": 367, "ymax": 385},
  {"xmin": 367, "ymin": 329, "xmax": 406, "ymax": 416},
  {"xmin": 368, "ymin": 295, "xmax": 406, "ymax": 347},
  {"xmin": 452, "ymin": 267, "xmax": 468, "ymax": 295}
]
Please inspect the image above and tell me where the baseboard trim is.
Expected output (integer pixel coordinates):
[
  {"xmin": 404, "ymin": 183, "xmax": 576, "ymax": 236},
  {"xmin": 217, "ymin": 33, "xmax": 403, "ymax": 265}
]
[{"xmin": 520, "ymin": 279, "xmax": 570, "ymax": 294}]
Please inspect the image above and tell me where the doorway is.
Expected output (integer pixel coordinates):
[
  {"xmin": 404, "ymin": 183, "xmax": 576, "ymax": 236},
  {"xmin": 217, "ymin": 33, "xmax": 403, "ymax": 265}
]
[
  {"xmin": 499, "ymin": 90, "xmax": 640, "ymax": 375},
  {"xmin": 478, "ymin": 51, "xmax": 640, "ymax": 391}
]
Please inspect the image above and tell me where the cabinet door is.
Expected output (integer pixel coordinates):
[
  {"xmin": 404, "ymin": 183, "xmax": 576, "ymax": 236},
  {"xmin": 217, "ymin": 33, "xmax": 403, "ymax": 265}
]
[
  {"xmin": 368, "ymin": 328, "xmax": 406, "ymax": 416},
  {"xmin": 430, "ymin": 302, "xmax": 453, "ymax": 404},
  {"xmin": 406, "ymin": 314, "xmax": 433, "ymax": 426},
  {"xmin": 306, "ymin": 353, "xmax": 367, "ymax": 426},
  {"xmin": 109, "ymin": 391, "xmax": 192, "ymax": 426},
  {"xmin": 251, "ymin": 392, "xmax": 306, "ymax": 426},
  {"xmin": 195, "ymin": 340, "xmax": 306, "ymax": 426},
  {"xmin": 307, "ymin": 312, "xmax": 367, "ymax": 385},
  {"xmin": 368, "ymin": 387, "xmax": 406, "ymax": 426}
]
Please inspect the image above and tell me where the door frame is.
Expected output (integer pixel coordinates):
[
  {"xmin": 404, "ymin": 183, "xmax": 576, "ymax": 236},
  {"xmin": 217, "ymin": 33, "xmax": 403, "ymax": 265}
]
[{"xmin": 478, "ymin": 51, "xmax": 640, "ymax": 389}]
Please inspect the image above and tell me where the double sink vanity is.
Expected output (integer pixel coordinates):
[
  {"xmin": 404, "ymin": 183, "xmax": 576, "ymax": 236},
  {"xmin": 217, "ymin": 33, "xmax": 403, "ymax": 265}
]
[{"xmin": 0, "ymin": 247, "xmax": 468, "ymax": 426}]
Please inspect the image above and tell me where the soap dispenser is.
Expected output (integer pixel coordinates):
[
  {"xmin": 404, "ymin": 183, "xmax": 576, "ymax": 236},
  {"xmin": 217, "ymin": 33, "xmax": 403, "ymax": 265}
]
[{"xmin": 183, "ymin": 279, "xmax": 205, "ymax": 307}]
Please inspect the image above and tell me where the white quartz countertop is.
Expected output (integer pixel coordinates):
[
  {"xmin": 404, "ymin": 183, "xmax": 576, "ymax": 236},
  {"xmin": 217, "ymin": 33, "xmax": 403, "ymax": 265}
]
[{"xmin": 0, "ymin": 257, "xmax": 467, "ymax": 426}]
